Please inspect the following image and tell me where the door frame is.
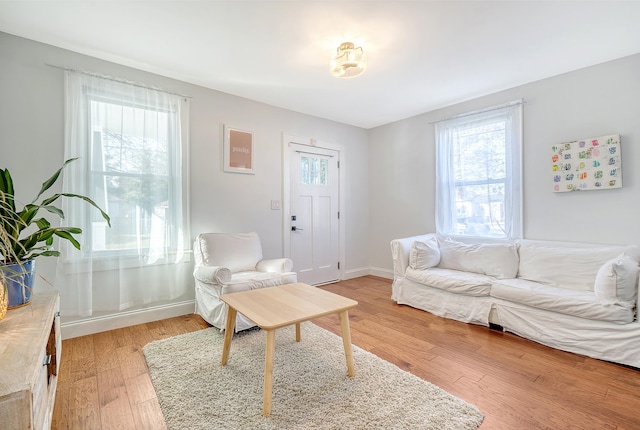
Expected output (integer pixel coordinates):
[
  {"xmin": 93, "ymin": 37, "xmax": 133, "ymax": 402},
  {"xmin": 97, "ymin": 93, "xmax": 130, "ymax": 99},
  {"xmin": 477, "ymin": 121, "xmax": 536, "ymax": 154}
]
[{"xmin": 282, "ymin": 133, "xmax": 345, "ymax": 283}]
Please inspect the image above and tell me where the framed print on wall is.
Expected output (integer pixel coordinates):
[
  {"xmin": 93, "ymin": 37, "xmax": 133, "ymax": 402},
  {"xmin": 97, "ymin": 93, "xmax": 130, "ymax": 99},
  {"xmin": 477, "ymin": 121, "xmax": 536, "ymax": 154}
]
[
  {"xmin": 224, "ymin": 125, "xmax": 254, "ymax": 174},
  {"xmin": 551, "ymin": 133, "xmax": 621, "ymax": 192}
]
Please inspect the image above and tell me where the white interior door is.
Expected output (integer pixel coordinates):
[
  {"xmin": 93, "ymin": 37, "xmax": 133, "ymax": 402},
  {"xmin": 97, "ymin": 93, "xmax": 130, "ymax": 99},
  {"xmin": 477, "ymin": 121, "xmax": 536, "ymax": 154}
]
[{"xmin": 289, "ymin": 143, "xmax": 340, "ymax": 285}]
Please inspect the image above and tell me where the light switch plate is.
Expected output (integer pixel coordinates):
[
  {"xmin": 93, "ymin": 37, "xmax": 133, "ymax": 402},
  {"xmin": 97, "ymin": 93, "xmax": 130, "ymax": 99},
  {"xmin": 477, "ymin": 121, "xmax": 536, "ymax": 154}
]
[{"xmin": 270, "ymin": 200, "xmax": 281, "ymax": 210}]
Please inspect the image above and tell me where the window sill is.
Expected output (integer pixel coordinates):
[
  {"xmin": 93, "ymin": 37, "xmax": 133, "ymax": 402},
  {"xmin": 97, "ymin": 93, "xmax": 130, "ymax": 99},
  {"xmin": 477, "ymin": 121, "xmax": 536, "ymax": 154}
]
[{"xmin": 59, "ymin": 250, "xmax": 193, "ymax": 274}]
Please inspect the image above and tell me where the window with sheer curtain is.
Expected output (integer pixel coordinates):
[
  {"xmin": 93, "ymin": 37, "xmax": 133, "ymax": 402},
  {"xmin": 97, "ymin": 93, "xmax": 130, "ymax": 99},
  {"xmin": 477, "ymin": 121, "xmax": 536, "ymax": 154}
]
[
  {"xmin": 435, "ymin": 102, "xmax": 522, "ymax": 239},
  {"xmin": 57, "ymin": 70, "xmax": 191, "ymax": 317}
]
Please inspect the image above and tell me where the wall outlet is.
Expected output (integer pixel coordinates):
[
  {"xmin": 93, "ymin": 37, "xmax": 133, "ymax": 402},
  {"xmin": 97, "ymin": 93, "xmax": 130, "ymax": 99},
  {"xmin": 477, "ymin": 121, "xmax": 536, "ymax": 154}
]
[{"xmin": 270, "ymin": 200, "xmax": 281, "ymax": 210}]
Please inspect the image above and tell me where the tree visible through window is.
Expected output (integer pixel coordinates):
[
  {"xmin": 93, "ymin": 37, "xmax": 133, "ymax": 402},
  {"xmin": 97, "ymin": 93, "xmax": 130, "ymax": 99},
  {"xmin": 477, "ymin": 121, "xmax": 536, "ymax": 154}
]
[{"xmin": 435, "ymin": 102, "xmax": 522, "ymax": 239}]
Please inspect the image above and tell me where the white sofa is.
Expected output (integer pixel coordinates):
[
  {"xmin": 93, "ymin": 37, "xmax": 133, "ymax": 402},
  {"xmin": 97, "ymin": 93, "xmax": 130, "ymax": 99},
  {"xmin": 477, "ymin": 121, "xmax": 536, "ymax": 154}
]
[
  {"xmin": 193, "ymin": 232, "xmax": 298, "ymax": 331},
  {"xmin": 390, "ymin": 233, "xmax": 640, "ymax": 368}
]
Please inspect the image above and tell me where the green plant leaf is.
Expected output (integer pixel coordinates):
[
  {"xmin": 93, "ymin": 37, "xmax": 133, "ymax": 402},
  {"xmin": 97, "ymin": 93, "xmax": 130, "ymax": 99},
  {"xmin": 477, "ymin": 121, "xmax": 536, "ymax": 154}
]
[
  {"xmin": 54, "ymin": 230, "xmax": 81, "ymax": 250},
  {"xmin": 29, "ymin": 250, "xmax": 60, "ymax": 259},
  {"xmin": 40, "ymin": 231, "xmax": 56, "ymax": 246},
  {"xmin": 18, "ymin": 204, "xmax": 40, "ymax": 226},
  {"xmin": 20, "ymin": 234, "xmax": 40, "ymax": 253},
  {"xmin": 42, "ymin": 193, "xmax": 110, "ymax": 227},
  {"xmin": 31, "ymin": 157, "xmax": 78, "ymax": 204},
  {"xmin": 0, "ymin": 170, "xmax": 15, "ymax": 212},
  {"xmin": 41, "ymin": 205, "xmax": 64, "ymax": 218},
  {"xmin": 35, "ymin": 218, "xmax": 51, "ymax": 230}
]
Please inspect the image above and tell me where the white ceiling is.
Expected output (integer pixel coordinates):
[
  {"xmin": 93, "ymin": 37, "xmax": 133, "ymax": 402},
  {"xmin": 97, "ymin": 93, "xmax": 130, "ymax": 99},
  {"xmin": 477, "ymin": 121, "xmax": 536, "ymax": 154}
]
[{"xmin": 1, "ymin": 1, "xmax": 639, "ymax": 129}]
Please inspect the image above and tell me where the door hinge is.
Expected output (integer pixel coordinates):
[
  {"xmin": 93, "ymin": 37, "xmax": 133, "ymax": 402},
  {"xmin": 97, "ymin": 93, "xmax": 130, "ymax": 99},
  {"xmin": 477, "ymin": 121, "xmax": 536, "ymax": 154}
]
[
  {"xmin": 337, "ymin": 211, "xmax": 340, "ymax": 219},
  {"xmin": 337, "ymin": 160, "xmax": 340, "ymax": 168},
  {"xmin": 338, "ymin": 262, "xmax": 340, "ymax": 269}
]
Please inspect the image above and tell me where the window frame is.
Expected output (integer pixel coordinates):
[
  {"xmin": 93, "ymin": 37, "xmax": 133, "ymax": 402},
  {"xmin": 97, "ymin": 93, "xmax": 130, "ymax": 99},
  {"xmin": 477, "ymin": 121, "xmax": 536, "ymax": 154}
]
[
  {"xmin": 435, "ymin": 101, "xmax": 523, "ymax": 240},
  {"xmin": 85, "ymin": 94, "xmax": 182, "ymax": 257},
  {"xmin": 61, "ymin": 71, "xmax": 190, "ymax": 270}
]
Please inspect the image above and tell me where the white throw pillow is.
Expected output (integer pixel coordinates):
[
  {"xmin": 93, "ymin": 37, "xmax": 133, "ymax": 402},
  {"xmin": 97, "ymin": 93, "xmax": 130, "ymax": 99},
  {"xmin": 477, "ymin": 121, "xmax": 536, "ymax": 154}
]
[
  {"xmin": 594, "ymin": 254, "xmax": 639, "ymax": 303},
  {"xmin": 437, "ymin": 238, "xmax": 519, "ymax": 279},
  {"xmin": 409, "ymin": 238, "xmax": 440, "ymax": 270}
]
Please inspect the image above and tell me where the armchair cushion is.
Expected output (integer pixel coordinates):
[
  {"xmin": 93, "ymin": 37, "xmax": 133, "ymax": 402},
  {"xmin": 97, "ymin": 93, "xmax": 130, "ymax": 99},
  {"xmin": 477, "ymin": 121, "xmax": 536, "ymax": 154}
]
[
  {"xmin": 195, "ymin": 232, "xmax": 263, "ymax": 273},
  {"xmin": 256, "ymin": 258, "xmax": 294, "ymax": 273},
  {"xmin": 221, "ymin": 271, "xmax": 299, "ymax": 295}
]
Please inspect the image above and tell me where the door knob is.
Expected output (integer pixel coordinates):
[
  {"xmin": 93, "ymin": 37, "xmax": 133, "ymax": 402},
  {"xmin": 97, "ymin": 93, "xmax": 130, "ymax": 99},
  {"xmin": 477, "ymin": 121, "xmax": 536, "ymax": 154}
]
[{"xmin": 291, "ymin": 226, "xmax": 304, "ymax": 231}]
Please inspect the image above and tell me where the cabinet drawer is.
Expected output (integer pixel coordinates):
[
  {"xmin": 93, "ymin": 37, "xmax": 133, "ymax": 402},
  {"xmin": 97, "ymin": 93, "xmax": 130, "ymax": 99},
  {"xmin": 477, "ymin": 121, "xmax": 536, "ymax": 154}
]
[{"xmin": 0, "ymin": 291, "xmax": 61, "ymax": 430}]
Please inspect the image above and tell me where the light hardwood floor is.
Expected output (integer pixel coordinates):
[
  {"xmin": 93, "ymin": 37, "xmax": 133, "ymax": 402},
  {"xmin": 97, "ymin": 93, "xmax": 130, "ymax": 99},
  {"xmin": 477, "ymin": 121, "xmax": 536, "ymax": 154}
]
[{"xmin": 52, "ymin": 276, "xmax": 640, "ymax": 429}]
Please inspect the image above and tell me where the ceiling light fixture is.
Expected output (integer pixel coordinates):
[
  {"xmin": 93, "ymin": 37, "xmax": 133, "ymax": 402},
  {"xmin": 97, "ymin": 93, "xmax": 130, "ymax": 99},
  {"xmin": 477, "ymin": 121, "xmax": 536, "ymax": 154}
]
[{"xmin": 330, "ymin": 42, "xmax": 366, "ymax": 78}]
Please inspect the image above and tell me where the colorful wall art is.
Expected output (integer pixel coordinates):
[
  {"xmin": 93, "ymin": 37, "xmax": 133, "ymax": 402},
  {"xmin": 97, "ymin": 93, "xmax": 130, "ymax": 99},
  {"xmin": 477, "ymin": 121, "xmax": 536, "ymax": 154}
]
[{"xmin": 551, "ymin": 134, "xmax": 621, "ymax": 192}]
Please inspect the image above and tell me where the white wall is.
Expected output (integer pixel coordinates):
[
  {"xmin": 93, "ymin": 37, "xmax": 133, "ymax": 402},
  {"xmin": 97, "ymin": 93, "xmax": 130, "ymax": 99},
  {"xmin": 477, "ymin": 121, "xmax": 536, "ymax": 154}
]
[
  {"xmin": 3, "ymin": 30, "xmax": 639, "ymax": 330},
  {"xmin": 369, "ymin": 53, "xmax": 640, "ymax": 274},
  {"xmin": 0, "ymin": 32, "xmax": 370, "ymax": 333}
]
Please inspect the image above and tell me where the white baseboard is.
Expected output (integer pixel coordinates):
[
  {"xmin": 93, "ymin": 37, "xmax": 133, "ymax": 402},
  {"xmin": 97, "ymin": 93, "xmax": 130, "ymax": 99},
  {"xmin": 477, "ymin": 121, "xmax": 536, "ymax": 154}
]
[
  {"xmin": 343, "ymin": 266, "xmax": 393, "ymax": 280},
  {"xmin": 343, "ymin": 267, "xmax": 370, "ymax": 280},
  {"xmin": 369, "ymin": 267, "xmax": 393, "ymax": 279},
  {"xmin": 61, "ymin": 300, "xmax": 196, "ymax": 340}
]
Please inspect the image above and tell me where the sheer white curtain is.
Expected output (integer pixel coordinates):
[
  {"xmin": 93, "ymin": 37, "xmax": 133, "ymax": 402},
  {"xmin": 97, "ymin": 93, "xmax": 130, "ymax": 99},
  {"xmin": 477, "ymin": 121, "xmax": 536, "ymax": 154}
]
[
  {"xmin": 435, "ymin": 102, "xmax": 522, "ymax": 239},
  {"xmin": 57, "ymin": 70, "xmax": 190, "ymax": 317}
]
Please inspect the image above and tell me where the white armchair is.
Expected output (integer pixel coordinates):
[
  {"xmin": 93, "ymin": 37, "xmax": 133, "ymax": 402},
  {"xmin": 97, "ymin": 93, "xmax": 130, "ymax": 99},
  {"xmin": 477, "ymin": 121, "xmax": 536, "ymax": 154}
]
[{"xmin": 193, "ymin": 232, "xmax": 297, "ymax": 331}]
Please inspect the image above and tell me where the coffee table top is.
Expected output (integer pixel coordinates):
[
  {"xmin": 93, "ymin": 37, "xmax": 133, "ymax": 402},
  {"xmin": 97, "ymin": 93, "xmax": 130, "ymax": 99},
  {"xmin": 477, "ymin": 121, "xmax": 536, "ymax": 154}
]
[{"xmin": 220, "ymin": 282, "xmax": 358, "ymax": 330}]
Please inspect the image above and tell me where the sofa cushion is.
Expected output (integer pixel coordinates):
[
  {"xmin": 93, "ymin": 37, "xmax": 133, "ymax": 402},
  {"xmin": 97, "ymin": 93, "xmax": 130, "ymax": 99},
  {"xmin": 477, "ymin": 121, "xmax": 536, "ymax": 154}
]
[
  {"xmin": 594, "ymin": 254, "xmax": 639, "ymax": 303},
  {"xmin": 409, "ymin": 237, "xmax": 440, "ymax": 270},
  {"xmin": 437, "ymin": 238, "xmax": 519, "ymax": 279},
  {"xmin": 405, "ymin": 267, "xmax": 492, "ymax": 296},
  {"xmin": 491, "ymin": 278, "xmax": 634, "ymax": 323},
  {"xmin": 517, "ymin": 242, "xmax": 624, "ymax": 292}
]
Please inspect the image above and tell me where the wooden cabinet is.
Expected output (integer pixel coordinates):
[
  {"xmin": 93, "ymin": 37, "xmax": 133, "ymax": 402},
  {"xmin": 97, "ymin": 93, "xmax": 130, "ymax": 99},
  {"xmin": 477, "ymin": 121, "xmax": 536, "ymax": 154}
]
[{"xmin": 0, "ymin": 291, "xmax": 61, "ymax": 429}]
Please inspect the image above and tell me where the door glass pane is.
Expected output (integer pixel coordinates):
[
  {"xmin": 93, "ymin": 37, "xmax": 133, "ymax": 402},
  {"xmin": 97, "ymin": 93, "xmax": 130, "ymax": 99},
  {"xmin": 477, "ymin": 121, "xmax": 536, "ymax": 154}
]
[{"xmin": 300, "ymin": 156, "xmax": 328, "ymax": 185}]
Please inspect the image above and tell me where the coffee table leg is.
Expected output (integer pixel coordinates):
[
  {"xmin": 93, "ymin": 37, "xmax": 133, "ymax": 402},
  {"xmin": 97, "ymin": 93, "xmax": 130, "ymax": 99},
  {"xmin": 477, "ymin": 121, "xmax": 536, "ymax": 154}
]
[
  {"xmin": 263, "ymin": 329, "xmax": 276, "ymax": 417},
  {"xmin": 295, "ymin": 322, "xmax": 301, "ymax": 342},
  {"xmin": 338, "ymin": 310, "xmax": 355, "ymax": 377},
  {"xmin": 221, "ymin": 307, "xmax": 237, "ymax": 365}
]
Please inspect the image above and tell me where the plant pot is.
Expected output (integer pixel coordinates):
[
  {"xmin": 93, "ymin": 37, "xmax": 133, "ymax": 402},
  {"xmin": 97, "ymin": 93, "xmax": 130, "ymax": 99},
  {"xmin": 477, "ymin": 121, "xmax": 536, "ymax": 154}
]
[{"xmin": 2, "ymin": 260, "xmax": 36, "ymax": 309}]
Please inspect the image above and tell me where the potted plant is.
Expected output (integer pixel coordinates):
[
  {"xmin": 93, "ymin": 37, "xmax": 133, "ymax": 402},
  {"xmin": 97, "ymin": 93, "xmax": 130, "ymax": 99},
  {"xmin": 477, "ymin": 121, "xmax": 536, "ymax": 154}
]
[{"xmin": 0, "ymin": 158, "xmax": 110, "ymax": 308}]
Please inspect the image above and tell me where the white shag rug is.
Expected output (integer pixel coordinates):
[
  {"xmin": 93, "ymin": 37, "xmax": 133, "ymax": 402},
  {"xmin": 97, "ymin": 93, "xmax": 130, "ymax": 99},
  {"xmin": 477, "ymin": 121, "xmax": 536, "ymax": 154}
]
[{"xmin": 143, "ymin": 322, "xmax": 484, "ymax": 430}]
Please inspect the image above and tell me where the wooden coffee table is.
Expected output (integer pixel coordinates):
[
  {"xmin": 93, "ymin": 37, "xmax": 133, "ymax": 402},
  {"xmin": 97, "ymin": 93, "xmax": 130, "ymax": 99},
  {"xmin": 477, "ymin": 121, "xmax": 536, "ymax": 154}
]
[{"xmin": 220, "ymin": 282, "xmax": 358, "ymax": 417}]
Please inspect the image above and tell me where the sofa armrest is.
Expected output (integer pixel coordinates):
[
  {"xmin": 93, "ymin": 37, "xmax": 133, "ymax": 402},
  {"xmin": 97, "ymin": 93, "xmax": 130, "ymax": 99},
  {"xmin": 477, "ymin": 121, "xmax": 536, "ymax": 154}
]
[
  {"xmin": 390, "ymin": 233, "xmax": 437, "ymax": 280},
  {"xmin": 194, "ymin": 265, "xmax": 232, "ymax": 284},
  {"xmin": 256, "ymin": 258, "xmax": 294, "ymax": 273}
]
